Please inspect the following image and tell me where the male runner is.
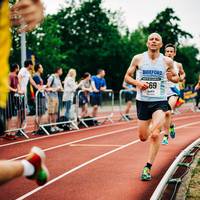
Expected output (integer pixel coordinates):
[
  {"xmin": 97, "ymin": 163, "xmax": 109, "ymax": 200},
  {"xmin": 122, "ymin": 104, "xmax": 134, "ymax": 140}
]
[
  {"xmin": 125, "ymin": 33, "xmax": 179, "ymax": 181},
  {"xmin": 162, "ymin": 43, "xmax": 186, "ymax": 145}
]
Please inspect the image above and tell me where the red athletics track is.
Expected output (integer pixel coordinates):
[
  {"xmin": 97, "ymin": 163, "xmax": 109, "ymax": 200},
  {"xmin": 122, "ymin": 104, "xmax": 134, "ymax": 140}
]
[{"xmin": 0, "ymin": 111, "xmax": 200, "ymax": 200}]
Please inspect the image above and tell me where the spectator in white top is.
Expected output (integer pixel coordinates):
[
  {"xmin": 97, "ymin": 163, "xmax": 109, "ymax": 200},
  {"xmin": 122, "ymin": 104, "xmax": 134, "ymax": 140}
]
[
  {"xmin": 17, "ymin": 60, "xmax": 40, "ymax": 136},
  {"xmin": 18, "ymin": 60, "xmax": 39, "ymax": 94},
  {"xmin": 63, "ymin": 69, "xmax": 80, "ymax": 120}
]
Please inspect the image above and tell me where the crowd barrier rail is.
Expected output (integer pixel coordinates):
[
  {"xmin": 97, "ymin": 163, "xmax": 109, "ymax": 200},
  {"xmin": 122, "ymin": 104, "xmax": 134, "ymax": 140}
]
[
  {"xmin": 4, "ymin": 92, "xmax": 28, "ymax": 138},
  {"xmin": 76, "ymin": 89, "xmax": 114, "ymax": 128},
  {"xmin": 35, "ymin": 90, "xmax": 79, "ymax": 135}
]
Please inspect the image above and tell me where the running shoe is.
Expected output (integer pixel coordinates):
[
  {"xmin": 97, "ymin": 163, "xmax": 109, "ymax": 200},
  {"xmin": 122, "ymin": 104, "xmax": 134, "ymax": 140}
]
[
  {"xmin": 169, "ymin": 124, "xmax": 176, "ymax": 139},
  {"xmin": 141, "ymin": 166, "xmax": 151, "ymax": 181},
  {"xmin": 26, "ymin": 146, "xmax": 49, "ymax": 186},
  {"xmin": 162, "ymin": 135, "xmax": 169, "ymax": 145}
]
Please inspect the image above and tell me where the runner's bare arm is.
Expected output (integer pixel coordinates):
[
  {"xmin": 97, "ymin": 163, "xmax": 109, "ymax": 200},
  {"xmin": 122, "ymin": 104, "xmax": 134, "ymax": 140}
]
[
  {"xmin": 124, "ymin": 55, "xmax": 149, "ymax": 90},
  {"xmin": 177, "ymin": 63, "xmax": 186, "ymax": 81},
  {"xmin": 165, "ymin": 58, "xmax": 179, "ymax": 83}
]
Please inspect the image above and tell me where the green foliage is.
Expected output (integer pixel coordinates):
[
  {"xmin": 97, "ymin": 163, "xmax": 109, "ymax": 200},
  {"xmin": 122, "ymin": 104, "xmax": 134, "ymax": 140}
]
[
  {"xmin": 9, "ymin": 1, "xmax": 200, "ymax": 89},
  {"xmin": 176, "ymin": 46, "xmax": 200, "ymax": 84},
  {"xmin": 144, "ymin": 8, "xmax": 192, "ymax": 46}
]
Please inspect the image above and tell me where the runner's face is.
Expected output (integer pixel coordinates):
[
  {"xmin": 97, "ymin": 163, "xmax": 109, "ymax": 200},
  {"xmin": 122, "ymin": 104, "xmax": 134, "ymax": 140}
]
[
  {"xmin": 147, "ymin": 34, "xmax": 162, "ymax": 51},
  {"xmin": 165, "ymin": 47, "xmax": 176, "ymax": 59}
]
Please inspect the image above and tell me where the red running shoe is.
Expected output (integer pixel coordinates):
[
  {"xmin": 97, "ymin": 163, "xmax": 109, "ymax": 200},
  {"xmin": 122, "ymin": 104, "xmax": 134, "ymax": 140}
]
[{"xmin": 26, "ymin": 146, "xmax": 49, "ymax": 186}]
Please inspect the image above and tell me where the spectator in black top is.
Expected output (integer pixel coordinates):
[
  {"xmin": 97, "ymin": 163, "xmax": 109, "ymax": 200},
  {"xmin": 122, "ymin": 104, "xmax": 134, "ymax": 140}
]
[{"xmin": 32, "ymin": 63, "xmax": 46, "ymax": 134}]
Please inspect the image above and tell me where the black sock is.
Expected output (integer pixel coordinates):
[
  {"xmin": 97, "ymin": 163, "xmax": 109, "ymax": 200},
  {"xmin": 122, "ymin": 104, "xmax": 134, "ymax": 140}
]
[
  {"xmin": 145, "ymin": 162, "xmax": 152, "ymax": 170},
  {"xmin": 164, "ymin": 134, "xmax": 168, "ymax": 138},
  {"xmin": 170, "ymin": 124, "xmax": 174, "ymax": 128}
]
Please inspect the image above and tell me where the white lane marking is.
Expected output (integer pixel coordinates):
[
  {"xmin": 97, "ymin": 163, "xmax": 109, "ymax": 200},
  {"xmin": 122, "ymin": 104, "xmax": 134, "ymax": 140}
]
[
  {"xmin": 70, "ymin": 144, "xmax": 123, "ymax": 147},
  {"xmin": 16, "ymin": 139, "xmax": 140, "ymax": 200},
  {"xmin": 11, "ymin": 126, "xmax": 137, "ymax": 161},
  {"xmin": 1, "ymin": 113, "xmax": 196, "ymax": 148},
  {"xmin": 15, "ymin": 120, "xmax": 200, "ymax": 200},
  {"xmin": 0, "ymin": 120, "xmax": 134, "ymax": 148}
]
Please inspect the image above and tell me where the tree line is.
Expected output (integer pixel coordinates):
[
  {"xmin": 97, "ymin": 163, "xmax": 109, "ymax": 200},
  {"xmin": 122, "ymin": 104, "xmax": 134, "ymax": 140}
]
[{"xmin": 10, "ymin": 0, "xmax": 200, "ymax": 91}]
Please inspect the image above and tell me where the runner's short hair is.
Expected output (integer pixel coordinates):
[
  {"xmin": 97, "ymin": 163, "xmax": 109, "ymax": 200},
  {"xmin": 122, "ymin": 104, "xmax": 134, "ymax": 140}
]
[{"xmin": 165, "ymin": 43, "xmax": 176, "ymax": 52}]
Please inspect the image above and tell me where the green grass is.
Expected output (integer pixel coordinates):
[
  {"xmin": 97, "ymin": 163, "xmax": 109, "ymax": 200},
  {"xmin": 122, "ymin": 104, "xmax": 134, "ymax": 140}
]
[{"xmin": 186, "ymin": 158, "xmax": 200, "ymax": 200}]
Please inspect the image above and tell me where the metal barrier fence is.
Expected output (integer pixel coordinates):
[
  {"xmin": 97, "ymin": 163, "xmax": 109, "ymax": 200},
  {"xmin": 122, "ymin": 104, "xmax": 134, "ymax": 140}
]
[
  {"xmin": 35, "ymin": 90, "xmax": 79, "ymax": 135},
  {"xmin": 3, "ymin": 92, "xmax": 28, "ymax": 138},
  {"xmin": 119, "ymin": 89, "xmax": 136, "ymax": 121},
  {"xmin": 150, "ymin": 137, "xmax": 200, "ymax": 200},
  {"xmin": 76, "ymin": 89, "xmax": 114, "ymax": 127}
]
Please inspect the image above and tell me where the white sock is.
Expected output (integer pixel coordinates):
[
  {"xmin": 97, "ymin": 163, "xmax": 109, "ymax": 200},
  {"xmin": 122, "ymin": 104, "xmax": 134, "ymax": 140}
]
[{"xmin": 21, "ymin": 160, "xmax": 35, "ymax": 176}]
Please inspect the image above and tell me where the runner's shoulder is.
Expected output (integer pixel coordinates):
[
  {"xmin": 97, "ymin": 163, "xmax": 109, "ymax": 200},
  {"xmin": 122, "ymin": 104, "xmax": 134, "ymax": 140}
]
[{"xmin": 131, "ymin": 54, "xmax": 143, "ymax": 65}]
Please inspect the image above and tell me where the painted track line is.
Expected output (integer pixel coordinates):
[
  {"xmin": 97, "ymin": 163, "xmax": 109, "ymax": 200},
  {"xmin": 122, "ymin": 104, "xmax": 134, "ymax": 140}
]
[
  {"xmin": 15, "ymin": 120, "xmax": 200, "ymax": 200},
  {"xmin": 0, "ymin": 121, "xmax": 134, "ymax": 148},
  {"xmin": 0, "ymin": 113, "xmax": 197, "ymax": 148},
  {"xmin": 11, "ymin": 126, "xmax": 138, "ymax": 161},
  {"xmin": 70, "ymin": 144, "xmax": 123, "ymax": 147},
  {"xmin": 16, "ymin": 139, "xmax": 140, "ymax": 200}
]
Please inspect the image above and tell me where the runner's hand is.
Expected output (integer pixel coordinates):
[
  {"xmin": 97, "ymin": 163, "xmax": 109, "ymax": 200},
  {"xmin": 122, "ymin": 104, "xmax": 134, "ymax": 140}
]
[
  {"xmin": 11, "ymin": 0, "xmax": 44, "ymax": 33},
  {"xmin": 137, "ymin": 81, "xmax": 149, "ymax": 90}
]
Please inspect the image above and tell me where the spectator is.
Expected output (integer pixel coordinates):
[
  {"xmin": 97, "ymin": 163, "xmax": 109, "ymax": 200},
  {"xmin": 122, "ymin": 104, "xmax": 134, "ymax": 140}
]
[
  {"xmin": 194, "ymin": 75, "xmax": 200, "ymax": 111},
  {"xmin": 18, "ymin": 60, "xmax": 39, "ymax": 95},
  {"xmin": 47, "ymin": 67, "xmax": 63, "ymax": 133},
  {"xmin": 122, "ymin": 81, "xmax": 136, "ymax": 120},
  {"xmin": 17, "ymin": 60, "xmax": 40, "ymax": 136},
  {"xmin": 4, "ymin": 64, "xmax": 21, "ymax": 140},
  {"xmin": 78, "ymin": 72, "xmax": 93, "ymax": 118},
  {"xmin": 32, "ymin": 63, "xmax": 46, "ymax": 134},
  {"xmin": 63, "ymin": 69, "xmax": 79, "ymax": 120},
  {"xmin": 91, "ymin": 69, "xmax": 107, "ymax": 117}
]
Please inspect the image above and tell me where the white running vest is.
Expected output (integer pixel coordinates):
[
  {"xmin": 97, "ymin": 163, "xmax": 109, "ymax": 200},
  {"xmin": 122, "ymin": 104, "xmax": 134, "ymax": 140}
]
[
  {"xmin": 166, "ymin": 61, "xmax": 180, "ymax": 97},
  {"xmin": 136, "ymin": 52, "xmax": 167, "ymax": 102}
]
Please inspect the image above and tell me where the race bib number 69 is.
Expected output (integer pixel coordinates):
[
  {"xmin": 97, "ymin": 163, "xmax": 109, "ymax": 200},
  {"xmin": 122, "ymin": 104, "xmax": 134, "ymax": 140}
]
[{"xmin": 142, "ymin": 80, "xmax": 161, "ymax": 97}]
